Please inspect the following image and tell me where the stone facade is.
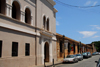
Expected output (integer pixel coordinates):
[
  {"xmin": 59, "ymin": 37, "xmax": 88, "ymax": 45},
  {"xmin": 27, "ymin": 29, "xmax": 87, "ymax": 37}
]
[{"xmin": 0, "ymin": 0, "xmax": 57, "ymax": 67}]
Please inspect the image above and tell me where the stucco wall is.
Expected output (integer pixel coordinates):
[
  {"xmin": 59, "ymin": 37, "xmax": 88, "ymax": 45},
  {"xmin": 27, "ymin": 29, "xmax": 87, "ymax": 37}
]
[
  {"xmin": 0, "ymin": 0, "xmax": 57, "ymax": 66},
  {"xmin": 0, "ymin": 27, "xmax": 35, "ymax": 67},
  {"xmin": 5, "ymin": 0, "xmax": 36, "ymax": 26},
  {"xmin": 37, "ymin": 0, "xmax": 56, "ymax": 34},
  {"xmin": 52, "ymin": 40, "xmax": 57, "ymax": 61}
]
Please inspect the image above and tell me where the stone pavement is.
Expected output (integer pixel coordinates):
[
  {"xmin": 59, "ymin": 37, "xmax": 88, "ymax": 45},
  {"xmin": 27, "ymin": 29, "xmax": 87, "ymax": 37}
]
[{"xmin": 34, "ymin": 61, "xmax": 63, "ymax": 67}]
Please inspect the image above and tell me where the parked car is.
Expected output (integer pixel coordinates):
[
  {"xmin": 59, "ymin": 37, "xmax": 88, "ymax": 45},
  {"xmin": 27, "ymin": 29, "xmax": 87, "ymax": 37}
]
[
  {"xmin": 87, "ymin": 52, "xmax": 92, "ymax": 57},
  {"xmin": 95, "ymin": 58, "xmax": 100, "ymax": 67},
  {"xmin": 98, "ymin": 52, "xmax": 100, "ymax": 55},
  {"xmin": 95, "ymin": 52, "xmax": 99, "ymax": 55},
  {"xmin": 82, "ymin": 52, "xmax": 91, "ymax": 58},
  {"xmin": 92, "ymin": 52, "xmax": 99, "ymax": 55},
  {"xmin": 76, "ymin": 54, "xmax": 83, "ymax": 61},
  {"xmin": 63, "ymin": 55, "xmax": 78, "ymax": 63},
  {"xmin": 92, "ymin": 52, "xmax": 97, "ymax": 55}
]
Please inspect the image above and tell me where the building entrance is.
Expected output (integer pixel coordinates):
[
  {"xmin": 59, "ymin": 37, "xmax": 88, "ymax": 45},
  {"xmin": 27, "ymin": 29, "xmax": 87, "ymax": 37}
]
[{"xmin": 44, "ymin": 42, "xmax": 49, "ymax": 62}]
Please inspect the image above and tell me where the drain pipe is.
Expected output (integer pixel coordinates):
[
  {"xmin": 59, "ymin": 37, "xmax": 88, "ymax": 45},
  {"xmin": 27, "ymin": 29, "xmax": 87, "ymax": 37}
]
[{"xmin": 35, "ymin": 0, "xmax": 37, "ymax": 65}]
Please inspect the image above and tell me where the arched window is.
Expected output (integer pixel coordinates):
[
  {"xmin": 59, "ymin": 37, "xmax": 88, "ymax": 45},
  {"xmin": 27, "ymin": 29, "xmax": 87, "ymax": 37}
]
[
  {"xmin": 25, "ymin": 8, "xmax": 31, "ymax": 24},
  {"xmin": 43, "ymin": 16, "xmax": 46, "ymax": 29},
  {"xmin": 12, "ymin": 1, "xmax": 20, "ymax": 20},
  {"xmin": 47, "ymin": 18, "xmax": 49, "ymax": 31},
  {"xmin": 0, "ymin": 0, "xmax": 6, "ymax": 15}
]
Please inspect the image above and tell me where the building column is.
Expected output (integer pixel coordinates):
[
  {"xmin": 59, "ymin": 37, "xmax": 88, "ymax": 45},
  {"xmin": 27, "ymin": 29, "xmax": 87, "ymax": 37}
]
[
  {"xmin": 49, "ymin": 39, "xmax": 52, "ymax": 63},
  {"xmin": 85, "ymin": 47, "xmax": 86, "ymax": 52},
  {"xmin": 45, "ymin": 20, "xmax": 47, "ymax": 30},
  {"xmin": 41, "ymin": 38, "xmax": 44, "ymax": 64},
  {"xmin": 6, "ymin": 3, "xmax": 12, "ymax": 17},
  {"xmin": 75, "ymin": 44, "xmax": 78, "ymax": 54},
  {"xmin": 21, "ymin": 11, "xmax": 25, "ymax": 22},
  {"xmin": 83, "ymin": 46, "xmax": 85, "ymax": 52},
  {"xmin": 31, "ymin": 16, "xmax": 33, "ymax": 26}
]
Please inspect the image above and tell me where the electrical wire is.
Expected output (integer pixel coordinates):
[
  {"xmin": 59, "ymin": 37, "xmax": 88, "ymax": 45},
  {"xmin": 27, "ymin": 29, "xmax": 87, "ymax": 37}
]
[{"xmin": 55, "ymin": 0, "xmax": 100, "ymax": 8}]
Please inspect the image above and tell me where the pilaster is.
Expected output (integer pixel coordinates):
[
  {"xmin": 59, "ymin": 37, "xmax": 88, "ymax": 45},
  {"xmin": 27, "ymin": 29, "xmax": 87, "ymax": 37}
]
[
  {"xmin": 6, "ymin": 3, "xmax": 12, "ymax": 17},
  {"xmin": 31, "ymin": 16, "xmax": 33, "ymax": 26},
  {"xmin": 21, "ymin": 11, "xmax": 25, "ymax": 22}
]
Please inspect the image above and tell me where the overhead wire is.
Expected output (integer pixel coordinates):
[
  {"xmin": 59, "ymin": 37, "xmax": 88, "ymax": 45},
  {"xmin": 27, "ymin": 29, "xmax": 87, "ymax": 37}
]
[{"xmin": 55, "ymin": 0, "xmax": 100, "ymax": 8}]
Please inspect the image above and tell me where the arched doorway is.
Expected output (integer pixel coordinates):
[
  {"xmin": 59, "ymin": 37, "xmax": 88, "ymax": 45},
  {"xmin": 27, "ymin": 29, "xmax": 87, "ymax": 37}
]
[{"xmin": 44, "ymin": 42, "xmax": 49, "ymax": 62}]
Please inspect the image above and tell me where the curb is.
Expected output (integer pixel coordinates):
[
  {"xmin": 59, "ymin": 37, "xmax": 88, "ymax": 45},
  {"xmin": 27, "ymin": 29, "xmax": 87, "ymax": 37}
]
[{"xmin": 46, "ymin": 62, "xmax": 62, "ymax": 67}]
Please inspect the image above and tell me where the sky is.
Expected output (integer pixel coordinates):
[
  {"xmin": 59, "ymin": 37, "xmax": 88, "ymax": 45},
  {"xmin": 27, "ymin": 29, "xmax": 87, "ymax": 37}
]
[{"xmin": 54, "ymin": 0, "xmax": 100, "ymax": 44}]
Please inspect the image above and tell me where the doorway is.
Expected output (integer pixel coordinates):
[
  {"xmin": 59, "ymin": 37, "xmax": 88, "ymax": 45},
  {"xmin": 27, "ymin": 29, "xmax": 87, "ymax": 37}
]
[{"xmin": 44, "ymin": 42, "xmax": 49, "ymax": 62}]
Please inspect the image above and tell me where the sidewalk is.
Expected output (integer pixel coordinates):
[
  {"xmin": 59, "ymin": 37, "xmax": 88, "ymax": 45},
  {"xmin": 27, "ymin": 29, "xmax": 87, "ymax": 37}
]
[{"xmin": 34, "ymin": 61, "xmax": 62, "ymax": 67}]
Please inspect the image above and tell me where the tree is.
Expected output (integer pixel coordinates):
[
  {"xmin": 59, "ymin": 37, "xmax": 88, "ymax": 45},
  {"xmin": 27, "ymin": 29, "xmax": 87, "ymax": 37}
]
[{"xmin": 92, "ymin": 41, "xmax": 100, "ymax": 52}]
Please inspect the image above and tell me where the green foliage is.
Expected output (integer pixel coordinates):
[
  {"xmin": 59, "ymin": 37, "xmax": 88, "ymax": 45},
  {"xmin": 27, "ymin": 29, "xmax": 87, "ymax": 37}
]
[{"xmin": 92, "ymin": 41, "xmax": 100, "ymax": 52}]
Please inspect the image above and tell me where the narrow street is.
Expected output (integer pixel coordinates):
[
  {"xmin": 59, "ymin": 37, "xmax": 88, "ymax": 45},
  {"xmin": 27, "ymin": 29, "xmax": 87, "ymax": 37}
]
[{"xmin": 56, "ymin": 55, "xmax": 100, "ymax": 67}]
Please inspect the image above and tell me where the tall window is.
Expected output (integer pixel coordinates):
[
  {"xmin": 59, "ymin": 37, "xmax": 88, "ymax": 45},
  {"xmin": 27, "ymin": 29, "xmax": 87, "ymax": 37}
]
[
  {"xmin": 68, "ymin": 42, "xmax": 70, "ymax": 52},
  {"xmin": 0, "ymin": 0, "xmax": 1, "ymax": 13},
  {"xmin": 25, "ymin": 43, "xmax": 30, "ymax": 56},
  {"xmin": 12, "ymin": 1, "xmax": 20, "ymax": 20},
  {"xmin": 0, "ymin": 0, "xmax": 6, "ymax": 15},
  {"xmin": 12, "ymin": 42, "xmax": 18, "ymax": 57},
  {"xmin": 25, "ymin": 8, "xmax": 31, "ymax": 24},
  {"xmin": 60, "ymin": 41, "xmax": 62, "ymax": 52},
  {"xmin": 77, "ymin": 44, "xmax": 79, "ymax": 53},
  {"xmin": 73, "ymin": 44, "xmax": 75, "ymax": 53},
  {"xmin": 0, "ymin": 41, "xmax": 2, "ymax": 58},
  {"xmin": 47, "ymin": 18, "xmax": 49, "ymax": 31},
  {"xmin": 43, "ymin": 16, "xmax": 46, "ymax": 29}
]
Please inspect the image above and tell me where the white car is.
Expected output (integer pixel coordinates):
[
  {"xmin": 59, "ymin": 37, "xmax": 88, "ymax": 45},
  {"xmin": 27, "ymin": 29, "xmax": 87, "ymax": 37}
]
[
  {"xmin": 76, "ymin": 54, "xmax": 83, "ymax": 61},
  {"xmin": 63, "ymin": 55, "xmax": 78, "ymax": 63},
  {"xmin": 98, "ymin": 52, "xmax": 100, "ymax": 55}
]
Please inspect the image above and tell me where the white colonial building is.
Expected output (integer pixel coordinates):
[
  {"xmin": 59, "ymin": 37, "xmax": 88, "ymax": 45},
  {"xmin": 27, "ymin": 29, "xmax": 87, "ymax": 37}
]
[{"xmin": 0, "ymin": 0, "xmax": 57, "ymax": 67}]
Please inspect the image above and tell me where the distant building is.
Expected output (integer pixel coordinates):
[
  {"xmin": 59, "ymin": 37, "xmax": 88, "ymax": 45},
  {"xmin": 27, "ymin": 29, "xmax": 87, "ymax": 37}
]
[
  {"xmin": 0, "ymin": 0, "xmax": 57, "ymax": 67},
  {"xmin": 56, "ymin": 33, "xmax": 95, "ymax": 61},
  {"xmin": 87, "ymin": 43, "xmax": 97, "ymax": 53}
]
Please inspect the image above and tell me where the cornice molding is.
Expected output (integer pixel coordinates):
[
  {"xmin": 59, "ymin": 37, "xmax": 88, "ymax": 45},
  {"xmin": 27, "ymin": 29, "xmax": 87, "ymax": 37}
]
[
  {"xmin": 0, "ymin": 23, "xmax": 36, "ymax": 35},
  {"xmin": 54, "ymin": 8, "xmax": 58, "ymax": 13},
  {"xmin": 47, "ymin": 0, "xmax": 56, "ymax": 6},
  {"xmin": 40, "ymin": 30, "xmax": 53, "ymax": 37}
]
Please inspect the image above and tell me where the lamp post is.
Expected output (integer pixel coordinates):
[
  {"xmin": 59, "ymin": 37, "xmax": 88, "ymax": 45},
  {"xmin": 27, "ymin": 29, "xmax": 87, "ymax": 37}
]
[{"xmin": 62, "ymin": 35, "xmax": 65, "ymax": 58}]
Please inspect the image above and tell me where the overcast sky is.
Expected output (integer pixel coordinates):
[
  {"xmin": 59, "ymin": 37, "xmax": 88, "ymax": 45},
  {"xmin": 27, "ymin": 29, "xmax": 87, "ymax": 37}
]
[{"xmin": 54, "ymin": 0, "xmax": 100, "ymax": 44}]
